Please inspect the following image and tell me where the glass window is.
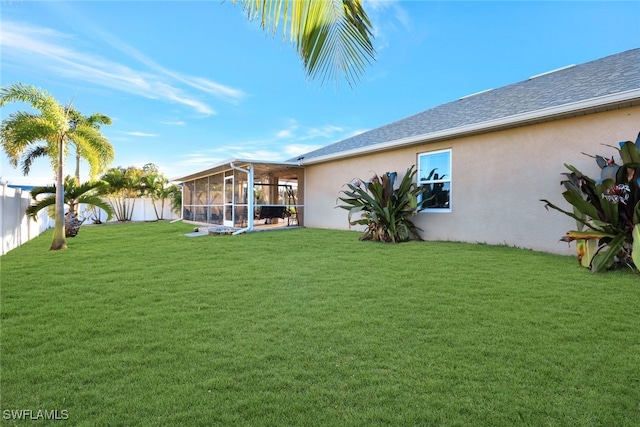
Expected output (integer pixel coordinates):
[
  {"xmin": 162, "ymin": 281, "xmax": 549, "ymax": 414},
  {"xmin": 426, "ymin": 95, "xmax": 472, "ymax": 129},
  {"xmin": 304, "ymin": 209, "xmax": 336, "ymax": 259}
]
[{"xmin": 418, "ymin": 149, "xmax": 451, "ymax": 211}]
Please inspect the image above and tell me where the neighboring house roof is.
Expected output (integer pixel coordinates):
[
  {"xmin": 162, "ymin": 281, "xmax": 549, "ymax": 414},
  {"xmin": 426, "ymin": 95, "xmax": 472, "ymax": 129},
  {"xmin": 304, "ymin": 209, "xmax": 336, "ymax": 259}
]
[{"xmin": 294, "ymin": 48, "xmax": 640, "ymax": 164}]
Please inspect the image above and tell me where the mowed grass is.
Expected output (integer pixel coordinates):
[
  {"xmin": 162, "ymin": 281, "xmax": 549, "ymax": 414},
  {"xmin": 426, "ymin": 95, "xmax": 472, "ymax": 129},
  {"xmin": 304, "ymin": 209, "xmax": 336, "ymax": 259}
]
[{"xmin": 1, "ymin": 221, "xmax": 639, "ymax": 426}]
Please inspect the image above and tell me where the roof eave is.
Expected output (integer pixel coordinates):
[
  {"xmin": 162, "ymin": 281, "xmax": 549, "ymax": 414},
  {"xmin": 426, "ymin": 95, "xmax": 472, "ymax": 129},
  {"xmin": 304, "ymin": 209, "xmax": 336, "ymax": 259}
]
[
  {"xmin": 299, "ymin": 88, "xmax": 640, "ymax": 165},
  {"xmin": 172, "ymin": 158, "xmax": 299, "ymax": 182}
]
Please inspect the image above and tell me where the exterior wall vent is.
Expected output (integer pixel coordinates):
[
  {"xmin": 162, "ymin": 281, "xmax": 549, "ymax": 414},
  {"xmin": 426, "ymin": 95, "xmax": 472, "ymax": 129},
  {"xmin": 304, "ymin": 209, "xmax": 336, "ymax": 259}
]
[
  {"xmin": 459, "ymin": 88, "xmax": 493, "ymax": 100},
  {"xmin": 529, "ymin": 64, "xmax": 576, "ymax": 80}
]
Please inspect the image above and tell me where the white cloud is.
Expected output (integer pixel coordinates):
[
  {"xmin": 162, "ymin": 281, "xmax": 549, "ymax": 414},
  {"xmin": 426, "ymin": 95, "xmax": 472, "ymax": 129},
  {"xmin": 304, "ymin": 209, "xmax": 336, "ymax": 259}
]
[
  {"xmin": 276, "ymin": 129, "xmax": 294, "ymax": 139},
  {"xmin": 362, "ymin": 0, "xmax": 412, "ymax": 52},
  {"xmin": 0, "ymin": 20, "xmax": 245, "ymax": 116},
  {"xmin": 124, "ymin": 131, "xmax": 158, "ymax": 137},
  {"xmin": 275, "ymin": 120, "xmax": 344, "ymax": 142},
  {"xmin": 306, "ymin": 125, "xmax": 344, "ymax": 139}
]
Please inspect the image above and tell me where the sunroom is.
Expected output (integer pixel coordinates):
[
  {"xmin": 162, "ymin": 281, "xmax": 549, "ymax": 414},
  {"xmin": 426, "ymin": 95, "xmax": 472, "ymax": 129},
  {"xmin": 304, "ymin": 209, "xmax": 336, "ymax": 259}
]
[{"xmin": 176, "ymin": 159, "xmax": 304, "ymax": 232}]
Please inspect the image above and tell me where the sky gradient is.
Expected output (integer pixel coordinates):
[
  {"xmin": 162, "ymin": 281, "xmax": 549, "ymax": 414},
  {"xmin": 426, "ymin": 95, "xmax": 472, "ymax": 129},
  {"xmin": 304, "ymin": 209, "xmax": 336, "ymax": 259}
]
[{"xmin": 1, "ymin": 1, "xmax": 639, "ymax": 185}]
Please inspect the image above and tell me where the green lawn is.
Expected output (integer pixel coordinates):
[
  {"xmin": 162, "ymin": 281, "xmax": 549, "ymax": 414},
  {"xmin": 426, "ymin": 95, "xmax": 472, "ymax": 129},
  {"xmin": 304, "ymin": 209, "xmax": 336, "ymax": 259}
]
[{"xmin": 1, "ymin": 221, "xmax": 639, "ymax": 426}]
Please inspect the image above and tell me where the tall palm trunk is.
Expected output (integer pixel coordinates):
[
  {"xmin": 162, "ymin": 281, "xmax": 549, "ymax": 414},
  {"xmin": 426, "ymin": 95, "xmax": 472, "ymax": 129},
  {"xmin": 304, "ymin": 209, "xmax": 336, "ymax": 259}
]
[
  {"xmin": 50, "ymin": 135, "xmax": 67, "ymax": 250},
  {"xmin": 70, "ymin": 154, "xmax": 81, "ymax": 215},
  {"xmin": 75, "ymin": 154, "xmax": 81, "ymax": 184}
]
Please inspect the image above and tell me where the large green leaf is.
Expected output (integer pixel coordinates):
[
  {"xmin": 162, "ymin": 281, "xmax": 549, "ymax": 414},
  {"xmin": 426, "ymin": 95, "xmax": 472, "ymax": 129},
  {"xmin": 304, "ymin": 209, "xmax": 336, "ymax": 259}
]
[
  {"xmin": 540, "ymin": 199, "xmax": 602, "ymax": 232},
  {"xmin": 618, "ymin": 141, "xmax": 640, "ymax": 165},
  {"xmin": 590, "ymin": 234, "xmax": 625, "ymax": 272},
  {"xmin": 576, "ymin": 238, "xmax": 598, "ymax": 268},
  {"xmin": 561, "ymin": 190, "xmax": 601, "ymax": 221},
  {"xmin": 632, "ymin": 224, "xmax": 640, "ymax": 270},
  {"xmin": 634, "ymin": 200, "xmax": 640, "ymax": 225}
]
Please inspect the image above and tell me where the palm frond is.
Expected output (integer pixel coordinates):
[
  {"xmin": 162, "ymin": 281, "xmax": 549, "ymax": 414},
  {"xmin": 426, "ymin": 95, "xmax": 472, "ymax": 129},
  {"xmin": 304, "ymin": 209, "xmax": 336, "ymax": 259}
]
[
  {"xmin": 71, "ymin": 125, "xmax": 115, "ymax": 178},
  {"xmin": 76, "ymin": 194, "xmax": 114, "ymax": 221},
  {"xmin": 0, "ymin": 112, "xmax": 58, "ymax": 162},
  {"xmin": 26, "ymin": 194, "xmax": 56, "ymax": 219},
  {"xmin": 19, "ymin": 145, "xmax": 49, "ymax": 176},
  {"xmin": 236, "ymin": 0, "xmax": 374, "ymax": 86},
  {"xmin": 29, "ymin": 182, "xmax": 56, "ymax": 200},
  {"xmin": 0, "ymin": 83, "xmax": 69, "ymax": 131}
]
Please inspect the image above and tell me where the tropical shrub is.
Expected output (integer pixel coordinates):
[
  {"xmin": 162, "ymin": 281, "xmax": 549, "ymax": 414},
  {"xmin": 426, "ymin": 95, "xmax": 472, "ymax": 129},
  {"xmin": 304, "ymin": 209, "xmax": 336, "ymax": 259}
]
[
  {"xmin": 141, "ymin": 163, "xmax": 182, "ymax": 220},
  {"xmin": 337, "ymin": 165, "xmax": 427, "ymax": 243},
  {"xmin": 100, "ymin": 166, "xmax": 144, "ymax": 221},
  {"xmin": 26, "ymin": 176, "xmax": 113, "ymax": 237},
  {"xmin": 541, "ymin": 132, "xmax": 640, "ymax": 272}
]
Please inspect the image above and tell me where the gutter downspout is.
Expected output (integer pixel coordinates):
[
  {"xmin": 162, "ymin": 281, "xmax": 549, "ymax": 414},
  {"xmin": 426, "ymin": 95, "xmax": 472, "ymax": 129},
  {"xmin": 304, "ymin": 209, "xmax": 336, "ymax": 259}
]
[{"xmin": 229, "ymin": 162, "xmax": 254, "ymax": 235}]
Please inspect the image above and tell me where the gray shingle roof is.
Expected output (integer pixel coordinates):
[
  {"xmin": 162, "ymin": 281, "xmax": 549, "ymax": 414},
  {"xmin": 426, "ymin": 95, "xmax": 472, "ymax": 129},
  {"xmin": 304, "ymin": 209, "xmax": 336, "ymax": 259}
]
[{"xmin": 293, "ymin": 48, "xmax": 640, "ymax": 163}]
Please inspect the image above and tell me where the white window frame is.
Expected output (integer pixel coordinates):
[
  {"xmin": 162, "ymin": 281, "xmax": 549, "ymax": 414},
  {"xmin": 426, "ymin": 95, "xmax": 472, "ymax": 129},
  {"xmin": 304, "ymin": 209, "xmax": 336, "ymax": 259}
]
[{"xmin": 417, "ymin": 148, "xmax": 452, "ymax": 212}]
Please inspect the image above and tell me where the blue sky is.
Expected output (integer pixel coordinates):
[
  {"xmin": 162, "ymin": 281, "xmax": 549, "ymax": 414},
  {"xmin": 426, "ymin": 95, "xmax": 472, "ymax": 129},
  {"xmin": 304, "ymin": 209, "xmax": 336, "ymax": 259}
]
[{"xmin": 1, "ymin": 1, "xmax": 639, "ymax": 186}]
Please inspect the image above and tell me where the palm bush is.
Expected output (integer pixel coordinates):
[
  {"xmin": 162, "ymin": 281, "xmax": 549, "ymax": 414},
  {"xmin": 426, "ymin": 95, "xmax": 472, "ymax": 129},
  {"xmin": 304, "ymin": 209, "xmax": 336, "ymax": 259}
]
[
  {"xmin": 100, "ymin": 166, "xmax": 144, "ymax": 221},
  {"xmin": 141, "ymin": 163, "xmax": 182, "ymax": 220},
  {"xmin": 541, "ymin": 132, "xmax": 640, "ymax": 272},
  {"xmin": 337, "ymin": 165, "xmax": 427, "ymax": 243},
  {"xmin": 26, "ymin": 176, "xmax": 113, "ymax": 237}
]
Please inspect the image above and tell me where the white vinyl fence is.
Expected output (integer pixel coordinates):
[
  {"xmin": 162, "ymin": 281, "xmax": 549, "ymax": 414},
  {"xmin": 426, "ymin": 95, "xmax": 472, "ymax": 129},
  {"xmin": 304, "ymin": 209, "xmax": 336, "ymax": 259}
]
[
  {"xmin": 1, "ymin": 184, "xmax": 55, "ymax": 255},
  {"xmin": 84, "ymin": 197, "xmax": 179, "ymax": 223},
  {"xmin": 1, "ymin": 184, "xmax": 179, "ymax": 255}
]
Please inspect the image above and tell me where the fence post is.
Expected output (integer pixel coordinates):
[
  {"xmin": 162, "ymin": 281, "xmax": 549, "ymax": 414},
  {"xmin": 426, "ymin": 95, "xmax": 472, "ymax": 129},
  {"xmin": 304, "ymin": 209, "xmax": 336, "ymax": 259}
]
[{"xmin": 1, "ymin": 182, "xmax": 7, "ymax": 255}]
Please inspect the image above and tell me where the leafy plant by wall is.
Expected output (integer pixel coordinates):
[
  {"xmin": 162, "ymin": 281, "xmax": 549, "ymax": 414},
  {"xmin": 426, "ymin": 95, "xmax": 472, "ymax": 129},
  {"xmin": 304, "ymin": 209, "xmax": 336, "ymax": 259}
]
[
  {"xmin": 541, "ymin": 132, "xmax": 640, "ymax": 272},
  {"xmin": 337, "ymin": 165, "xmax": 427, "ymax": 243}
]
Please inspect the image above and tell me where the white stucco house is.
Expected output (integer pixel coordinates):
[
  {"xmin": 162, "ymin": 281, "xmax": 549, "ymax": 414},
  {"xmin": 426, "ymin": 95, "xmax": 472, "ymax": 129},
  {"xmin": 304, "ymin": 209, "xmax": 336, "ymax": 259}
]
[{"xmin": 176, "ymin": 48, "xmax": 640, "ymax": 255}]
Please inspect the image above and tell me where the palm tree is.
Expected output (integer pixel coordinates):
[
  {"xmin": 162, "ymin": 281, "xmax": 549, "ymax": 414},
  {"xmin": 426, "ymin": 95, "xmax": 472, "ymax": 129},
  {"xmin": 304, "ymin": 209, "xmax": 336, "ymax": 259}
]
[
  {"xmin": 235, "ymin": 0, "xmax": 375, "ymax": 86},
  {"xmin": 68, "ymin": 110, "xmax": 114, "ymax": 183},
  {"xmin": 141, "ymin": 170, "xmax": 170, "ymax": 220},
  {"xmin": 26, "ymin": 176, "xmax": 114, "ymax": 236},
  {"xmin": 140, "ymin": 163, "xmax": 181, "ymax": 221},
  {"xmin": 0, "ymin": 83, "xmax": 112, "ymax": 250},
  {"xmin": 12, "ymin": 109, "xmax": 114, "ymax": 185},
  {"xmin": 101, "ymin": 166, "xmax": 144, "ymax": 221}
]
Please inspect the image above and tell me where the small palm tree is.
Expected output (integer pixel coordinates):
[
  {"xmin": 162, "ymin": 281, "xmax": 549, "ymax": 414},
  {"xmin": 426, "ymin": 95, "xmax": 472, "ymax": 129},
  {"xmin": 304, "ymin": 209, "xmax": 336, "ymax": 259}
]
[
  {"xmin": 0, "ymin": 83, "xmax": 112, "ymax": 250},
  {"xmin": 101, "ymin": 166, "xmax": 144, "ymax": 221},
  {"xmin": 142, "ymin": 170, "xmax": 170, "ymax": 220},
  {"xmin": 235, "ymin": 0, "xmax": 375, "ymax": 86},
  {"xmin": 139, "ymin": 163, "xmax": 182, "ymax": 221},
  {"xmin": 26, "ymin": 176, "xmax": 113, "ymax": 237}
]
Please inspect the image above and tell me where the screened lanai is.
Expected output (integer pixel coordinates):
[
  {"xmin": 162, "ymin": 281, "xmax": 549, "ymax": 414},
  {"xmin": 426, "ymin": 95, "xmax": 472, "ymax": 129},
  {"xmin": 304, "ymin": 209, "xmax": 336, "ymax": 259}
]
[{"xmin": 176, "ymin": 159, "xmax": 304, "ymax": 231}]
